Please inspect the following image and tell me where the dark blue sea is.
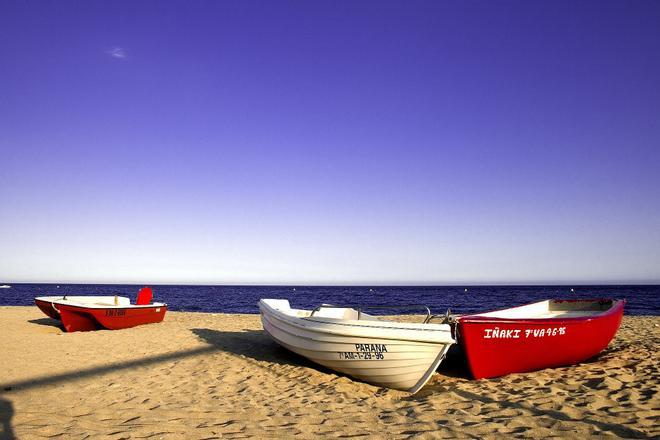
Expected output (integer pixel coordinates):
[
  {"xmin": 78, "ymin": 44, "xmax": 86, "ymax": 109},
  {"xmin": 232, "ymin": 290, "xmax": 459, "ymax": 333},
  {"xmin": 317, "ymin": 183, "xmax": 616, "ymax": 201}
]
[{"xmin": 1, "ymin": 284, "xmax": 658, "ymax": 315}]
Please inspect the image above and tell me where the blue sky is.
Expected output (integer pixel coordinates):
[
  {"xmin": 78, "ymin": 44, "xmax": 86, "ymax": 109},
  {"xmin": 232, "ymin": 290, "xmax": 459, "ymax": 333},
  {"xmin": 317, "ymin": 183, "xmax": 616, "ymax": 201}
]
[{"xmin": 1, "ymin": 1, "xmax": 659, "ymax": 284}]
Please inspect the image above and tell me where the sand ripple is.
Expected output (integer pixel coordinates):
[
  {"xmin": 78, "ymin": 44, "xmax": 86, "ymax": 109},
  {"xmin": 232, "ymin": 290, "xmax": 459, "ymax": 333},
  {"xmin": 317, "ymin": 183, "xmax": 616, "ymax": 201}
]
[{"xmin": 0, "ymin": 307, "xmax": 657, "ymax": 439}]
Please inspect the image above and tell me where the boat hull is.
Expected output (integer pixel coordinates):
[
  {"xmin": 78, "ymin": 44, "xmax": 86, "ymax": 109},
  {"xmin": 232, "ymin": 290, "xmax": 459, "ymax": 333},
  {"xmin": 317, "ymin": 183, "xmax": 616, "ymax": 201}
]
[
  {"xmin": 35, "ymin": 298, "xmax": 167, "ymax": 332},
  {"xmin": 259, "ymin": 300, "xmax": 454, "ymax": 393},
  {"xmin": 458, "ymin": 299, "xmax": 625, "ymax": 379},
  {"xmin": 35, "ymin": 298, "xmax": 62, "ymax": 320}
]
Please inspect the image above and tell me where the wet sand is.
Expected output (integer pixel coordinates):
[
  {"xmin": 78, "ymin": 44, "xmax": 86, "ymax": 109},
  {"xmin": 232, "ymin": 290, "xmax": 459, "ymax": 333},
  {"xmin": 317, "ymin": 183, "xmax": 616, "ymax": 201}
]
[{"xmin": 0, "ymin": 306, "xmax": 657, "ymax": 439}]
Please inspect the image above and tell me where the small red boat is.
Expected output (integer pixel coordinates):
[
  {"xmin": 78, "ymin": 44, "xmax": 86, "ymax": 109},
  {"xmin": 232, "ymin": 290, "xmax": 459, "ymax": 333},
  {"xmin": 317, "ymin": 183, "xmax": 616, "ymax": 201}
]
[
  {"xmin": 457, "ymin": 299, "xmax": 625, "ymax": 379},
  {"xmin": 35, "ymin": 287, "xmax": 167, "ymax": 332}
]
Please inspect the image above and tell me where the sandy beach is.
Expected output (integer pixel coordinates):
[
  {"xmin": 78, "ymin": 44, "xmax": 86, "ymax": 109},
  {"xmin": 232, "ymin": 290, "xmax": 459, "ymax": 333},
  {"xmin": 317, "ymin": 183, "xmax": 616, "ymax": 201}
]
[{"xmin": 0, "ymin": 306, "xmax": 657, "ymax": 439}]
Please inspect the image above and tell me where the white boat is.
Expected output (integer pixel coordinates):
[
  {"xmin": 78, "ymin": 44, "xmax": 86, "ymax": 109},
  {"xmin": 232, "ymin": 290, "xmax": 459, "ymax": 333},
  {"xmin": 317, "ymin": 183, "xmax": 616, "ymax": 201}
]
[
  {"xmin": 259, "ymin": 299, "xmax": 455, "ymax": 393},
  {"xmin": 0, "ymin": 285, "xmax": 10, "ymax": 289}
]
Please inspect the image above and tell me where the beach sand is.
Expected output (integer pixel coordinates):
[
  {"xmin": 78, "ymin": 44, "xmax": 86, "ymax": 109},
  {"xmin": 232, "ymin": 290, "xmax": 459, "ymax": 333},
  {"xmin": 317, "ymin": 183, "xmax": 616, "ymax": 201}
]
[{"xmin": 0, "ymin": 307, "xmax": 657, "ymax": 439}]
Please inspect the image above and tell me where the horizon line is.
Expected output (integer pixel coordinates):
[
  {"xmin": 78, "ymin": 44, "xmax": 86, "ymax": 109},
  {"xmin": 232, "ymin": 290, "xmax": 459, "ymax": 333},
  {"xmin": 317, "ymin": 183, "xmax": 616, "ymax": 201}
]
[{"xmin": 2, "ymin": 280, "xmax": 659, "ymax": 286}]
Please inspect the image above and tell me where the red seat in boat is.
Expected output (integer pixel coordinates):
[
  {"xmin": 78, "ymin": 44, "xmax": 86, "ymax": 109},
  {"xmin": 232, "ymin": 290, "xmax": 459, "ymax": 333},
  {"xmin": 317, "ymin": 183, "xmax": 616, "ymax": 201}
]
[{"xmin": 136, "ymin": 286, "xmax": 153, "ymax": 305}]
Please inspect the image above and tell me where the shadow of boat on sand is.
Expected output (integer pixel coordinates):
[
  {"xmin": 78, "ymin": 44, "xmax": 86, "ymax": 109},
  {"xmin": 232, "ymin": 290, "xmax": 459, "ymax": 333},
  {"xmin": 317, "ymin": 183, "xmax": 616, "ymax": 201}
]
[
  {"xmin": 27, "ymin": 318, "xmax": 62, "ymax": 329},
  {"xmin": 191, "ymin": 328, "xmax": 326, "ymax": 372}
]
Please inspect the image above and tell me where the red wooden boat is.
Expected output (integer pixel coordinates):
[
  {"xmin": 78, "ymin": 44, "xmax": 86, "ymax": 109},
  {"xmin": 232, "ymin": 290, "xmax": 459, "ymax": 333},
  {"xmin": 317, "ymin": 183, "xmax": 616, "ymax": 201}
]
[
  {"xmin": 35, "ymin": 287, "xmax": 167, "ymax": 332},
  {"xmin": 457, "ymin": 299, "xmax": 625, "ymax": 379}
]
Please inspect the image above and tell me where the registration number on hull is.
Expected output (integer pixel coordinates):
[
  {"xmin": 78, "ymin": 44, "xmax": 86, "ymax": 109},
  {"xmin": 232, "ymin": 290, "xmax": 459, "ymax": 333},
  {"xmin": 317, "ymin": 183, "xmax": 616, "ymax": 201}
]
[
  {"xmin": 483, "ymin": 326, "xmax": 567, "ymax": 339},
  {"xmin": 338, "ymin": 343, "xmax": 387, "ymax": 360}
]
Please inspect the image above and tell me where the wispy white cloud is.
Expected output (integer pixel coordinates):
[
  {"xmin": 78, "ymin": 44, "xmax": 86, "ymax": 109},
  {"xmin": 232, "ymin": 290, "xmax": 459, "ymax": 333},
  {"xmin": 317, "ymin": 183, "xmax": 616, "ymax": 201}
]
[{"xmin": 107, "ymin": 47, "xmax": 127, "ymax": 59}]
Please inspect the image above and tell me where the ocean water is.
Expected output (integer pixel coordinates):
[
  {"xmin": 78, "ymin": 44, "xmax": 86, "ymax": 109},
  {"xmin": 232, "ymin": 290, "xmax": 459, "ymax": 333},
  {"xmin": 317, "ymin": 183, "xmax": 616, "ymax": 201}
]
[{"xmin": 1, "ymin": 284, "xmax": 658, "ymax": 315}]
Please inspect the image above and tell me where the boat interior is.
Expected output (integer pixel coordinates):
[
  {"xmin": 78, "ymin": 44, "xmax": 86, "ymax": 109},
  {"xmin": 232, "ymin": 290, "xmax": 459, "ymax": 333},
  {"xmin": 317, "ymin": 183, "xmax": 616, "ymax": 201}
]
[
  {"xmin": 263, "ymin": 299, "xmax": 380, "ymax": 321},
  {"xmin": 473, "ymin": 299, "xmax": 617, "ymax": 319}
]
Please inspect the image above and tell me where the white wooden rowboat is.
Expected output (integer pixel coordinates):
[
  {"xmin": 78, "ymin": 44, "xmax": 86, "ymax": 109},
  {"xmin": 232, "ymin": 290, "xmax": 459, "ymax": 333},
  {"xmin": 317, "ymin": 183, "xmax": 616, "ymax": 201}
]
[{"xmin": 259, "ymin": 299, "xmax": 455, "ymax": 393}]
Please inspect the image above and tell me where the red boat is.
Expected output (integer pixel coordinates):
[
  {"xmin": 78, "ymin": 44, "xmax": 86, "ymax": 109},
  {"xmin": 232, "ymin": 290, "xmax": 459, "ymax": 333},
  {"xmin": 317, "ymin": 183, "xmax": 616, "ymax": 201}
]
[
  {"xmin": 35, "ymin": 287, "xmax": 167, "ymax": 332},
  {"xmin": 457, "ymin": 299, "xmax": 625, "ymax": 379}
]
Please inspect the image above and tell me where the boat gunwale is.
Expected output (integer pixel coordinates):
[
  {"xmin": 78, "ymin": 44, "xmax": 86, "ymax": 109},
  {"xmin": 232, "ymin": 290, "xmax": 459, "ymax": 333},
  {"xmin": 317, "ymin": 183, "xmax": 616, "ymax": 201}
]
[
  {"xmin": 35, "ymin": 297, "xmax": 168, "ymax": 310},
  {"xmin": 457, "ymin": 298, "xmax": 625, "ymax": 325},
  {"xmin": 301, "ymin": 317, "xmax": 451, "ymax": 333}
]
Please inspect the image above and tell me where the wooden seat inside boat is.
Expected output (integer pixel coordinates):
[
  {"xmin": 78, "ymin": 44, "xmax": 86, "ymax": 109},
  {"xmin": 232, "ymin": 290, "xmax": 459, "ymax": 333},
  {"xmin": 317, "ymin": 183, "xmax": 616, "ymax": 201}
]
[
  {"xmin": 476, "ymin": 299, "xmax": 614, "ymax": 319},
  {"xmin": 530, "ymin": 310, "xmax": 603, "ymax": 319},
  {"xmin": 313, "ymin": 307, "xmax": 361, "ymax": 320}
]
